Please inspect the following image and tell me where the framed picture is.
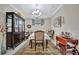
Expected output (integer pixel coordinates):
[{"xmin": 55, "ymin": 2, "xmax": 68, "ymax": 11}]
[
  {"xmin": 32, "ymin": 18, "xmax": 44, "ymax": 26},
  {"xmin": 53, "ymin": 16, "xmax": 62, "ymax": 28}
]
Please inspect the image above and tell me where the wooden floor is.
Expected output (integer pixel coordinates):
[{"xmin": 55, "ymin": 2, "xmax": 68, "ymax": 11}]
[{"xmin": 15, "ymin": 41, "xmax": 62, "ymax": 55}]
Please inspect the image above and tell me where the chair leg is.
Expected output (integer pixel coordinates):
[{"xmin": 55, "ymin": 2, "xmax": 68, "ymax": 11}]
[
  {"xmin": 29, "ymin": 40, "xmax": 31, "ymax": 45},
  {"xmin": 46, "ymin": 40, "xmax": 48, "ymax": 48},
  {"xmin": 42, "ymin": 43, "xmax": 44, "ymax": 51},
  {"xmin": 30, "ymin": 40, "xmax": 32, "ymax": 48},
  {"xmin": 35, "ymin": 43, "xmax": 36, "ymax": 51}
]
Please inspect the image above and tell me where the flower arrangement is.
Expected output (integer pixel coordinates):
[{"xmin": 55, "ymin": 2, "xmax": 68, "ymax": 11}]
[{"xmin": 61, "ymin": 31, "xmax": 71, "ymax": 38}]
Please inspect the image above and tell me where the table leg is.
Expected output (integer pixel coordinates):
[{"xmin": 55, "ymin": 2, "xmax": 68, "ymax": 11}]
[
  {"xmin": 30, "ymin": 40, "xmax": 32, "ymax": 48},
  {"xmin": 46, "ymin": 40, "xmax": 48, "ymax": 48}
]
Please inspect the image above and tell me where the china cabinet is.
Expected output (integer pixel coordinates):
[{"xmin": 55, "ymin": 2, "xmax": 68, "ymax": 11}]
[{"xmin": 6, "ymin": 12, "xmax": 25, "ymax": 49}]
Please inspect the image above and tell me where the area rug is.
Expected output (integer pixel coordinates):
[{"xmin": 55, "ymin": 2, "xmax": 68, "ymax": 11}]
[{"xmin": 15, "ymin": 41, "xmax": 62, "ymax": 55}]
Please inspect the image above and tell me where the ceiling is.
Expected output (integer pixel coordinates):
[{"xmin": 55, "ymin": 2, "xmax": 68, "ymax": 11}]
[
  {"xmin": 0, "ymin": 4, "xmax": 17, "ymax": 13},
  {"xmin": 0, "ymin": 4, "xmax": 62, "ymax": 19},
  {"xmin": 10, "ymin": 4, "xmax": 62, "ymax": 18}
]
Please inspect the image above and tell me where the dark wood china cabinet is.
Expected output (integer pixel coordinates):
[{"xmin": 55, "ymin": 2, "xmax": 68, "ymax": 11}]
[{"xmin": 6, "ymin": 12, "xmax": 25, "ymax": 49}]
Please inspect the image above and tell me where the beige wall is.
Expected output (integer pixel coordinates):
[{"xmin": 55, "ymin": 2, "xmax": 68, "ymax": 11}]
[
  {"xmin": 0, "ymin": 12, "xmax": 6, "ymax": 29},
  {"xmin": 25, "ymin": 18, "xmax": 51, "ymax": 32},
  {"xmin": 0, "ymin": 12, "xmax": 6, "ymax": 54},
  {"xmin": 51, "ymin": 4, "xmax": 79, "ymax": 38}
]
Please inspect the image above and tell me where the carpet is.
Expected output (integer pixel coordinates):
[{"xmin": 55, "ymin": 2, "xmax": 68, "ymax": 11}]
[{"xmin": 15, "ymin": 41, "xmax": 62, "ymax": 55}]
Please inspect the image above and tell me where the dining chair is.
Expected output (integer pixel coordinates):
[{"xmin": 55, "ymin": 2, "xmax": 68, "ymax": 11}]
[{"xmin": 35, "ymin": 31, "xmax": 44, "ymax": 51}]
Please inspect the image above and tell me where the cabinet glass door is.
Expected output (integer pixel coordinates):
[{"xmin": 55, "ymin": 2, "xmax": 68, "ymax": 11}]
[
  {"xmin": 22, "ymin": 21, "xmax": 25, "ymax": 32},
  {"xmin": 19, "ymin": 19, "xmax": 22, "ymax": 32},
  {"xmin": 14, "ymin": 15, "xmax": 19, "ymax": 32},
  {"xmin": 7, "ymin": 15, "xmax": 12, "ymax": 32}
]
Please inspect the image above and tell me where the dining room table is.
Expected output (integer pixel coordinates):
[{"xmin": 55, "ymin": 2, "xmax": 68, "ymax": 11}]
[{"xmin": 28, "ymin": 32, "xmax": 51, "ymax": 48}]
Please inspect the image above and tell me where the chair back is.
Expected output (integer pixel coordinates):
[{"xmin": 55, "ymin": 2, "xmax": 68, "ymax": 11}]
[{"xmin": 35, "ymin": 31, "xmax": 44, "ymax": 41}]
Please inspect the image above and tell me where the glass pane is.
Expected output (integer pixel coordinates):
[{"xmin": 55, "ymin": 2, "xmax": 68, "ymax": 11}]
[
  {"xmin": 19, "ymin": 20, "xmax": 22, "ymax": 32},
  {"xmin": 23, "ymin": 21, "xmax": 24, "ymax": 32},
  {"xmin": 14, "ymin": 18, "xmax": 19, "ymax": 32},
  {"xmin": 7, "ymin": 15, "xmax": 12, "ymax": 32}
]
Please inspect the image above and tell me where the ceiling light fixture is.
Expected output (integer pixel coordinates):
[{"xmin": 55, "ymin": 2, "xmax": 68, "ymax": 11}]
[{"xmin": 32, "ymin": 4, "xmax": 42, "ymax": 17}]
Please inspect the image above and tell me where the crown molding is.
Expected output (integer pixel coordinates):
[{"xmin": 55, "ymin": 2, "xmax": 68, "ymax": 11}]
[
  {"xmin": 9, "ymin": 4, "xmax": 25, "ymax": 18},
  {"xmin": 51, "ymin": 4, "xmax": 63, "ymax": 18},
  {"xmin": 9, "ymin": 4, "xmax": 63, "ymax": 19}
]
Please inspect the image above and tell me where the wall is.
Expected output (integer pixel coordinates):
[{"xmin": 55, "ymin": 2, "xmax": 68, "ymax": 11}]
[
  {"xmin": 25, "ymin": 18, "xmax": 51, "ymax": 32},
  {"xmin": 0, "ymin": 12, "xmax": 6, "ymax": 54},
  {"xmin": 51, "ymin": 4, "xmax": 79, "ymax": 38}
]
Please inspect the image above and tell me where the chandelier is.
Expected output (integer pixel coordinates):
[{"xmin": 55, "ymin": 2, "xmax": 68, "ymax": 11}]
[{"xmin": 32, "ymin": 4, "xmax": 42, "ymax": 17}]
